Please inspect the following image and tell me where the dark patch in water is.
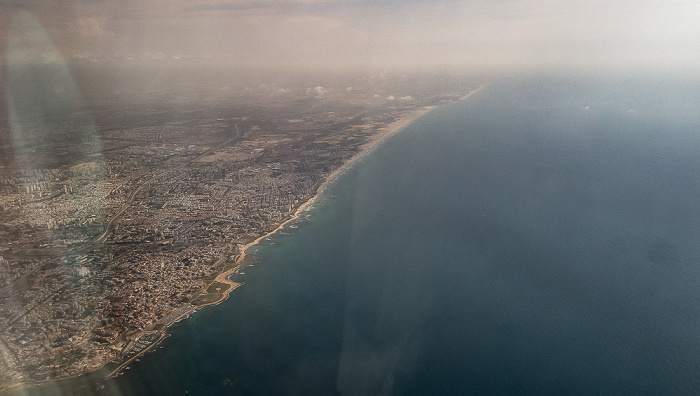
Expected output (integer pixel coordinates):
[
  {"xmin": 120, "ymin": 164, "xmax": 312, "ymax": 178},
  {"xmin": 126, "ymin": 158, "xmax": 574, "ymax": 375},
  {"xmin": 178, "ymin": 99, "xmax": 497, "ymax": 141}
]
[{"xmin": 647, "ymin": 240, "xmax": 679, "ymax": 264}]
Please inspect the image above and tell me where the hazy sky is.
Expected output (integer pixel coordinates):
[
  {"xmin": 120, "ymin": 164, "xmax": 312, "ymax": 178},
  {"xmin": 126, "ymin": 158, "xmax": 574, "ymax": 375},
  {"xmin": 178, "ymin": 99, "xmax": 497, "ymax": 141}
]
[{"xmin": 2, "ymin": 0, "xmax": 700, "ymax": 70}]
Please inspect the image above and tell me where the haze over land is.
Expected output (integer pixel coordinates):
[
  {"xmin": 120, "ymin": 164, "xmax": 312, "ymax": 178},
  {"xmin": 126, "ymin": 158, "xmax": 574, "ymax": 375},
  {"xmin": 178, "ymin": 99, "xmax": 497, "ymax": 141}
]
[{"xmin": 1, "ymin": 0, "xmax": 700, "ymax": 71}]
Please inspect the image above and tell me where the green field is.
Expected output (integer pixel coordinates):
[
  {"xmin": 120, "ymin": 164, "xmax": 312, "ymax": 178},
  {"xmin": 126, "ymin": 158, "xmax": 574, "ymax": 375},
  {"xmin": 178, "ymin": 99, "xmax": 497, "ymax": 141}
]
[
  {"xmin": 190, "ymin": 293, "xmax": 223, "ymax": 306},
  {"xmin": 223, "ymin": 260, "xmax": 238, "ymax": 271},
  {"xmin": 202, "ymin": 274, "xmax": 218, "ymax": 283},
  {"xmin": 206, "ymin": 281, "xmax": 231, "ymax": 294}
]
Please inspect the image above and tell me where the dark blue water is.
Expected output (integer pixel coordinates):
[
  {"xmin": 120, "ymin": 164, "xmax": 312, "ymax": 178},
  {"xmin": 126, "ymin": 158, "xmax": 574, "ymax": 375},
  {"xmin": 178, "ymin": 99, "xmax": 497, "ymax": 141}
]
[{"xmin": 24, "ymin": 75, "xmax": 700, "ymax": 395}]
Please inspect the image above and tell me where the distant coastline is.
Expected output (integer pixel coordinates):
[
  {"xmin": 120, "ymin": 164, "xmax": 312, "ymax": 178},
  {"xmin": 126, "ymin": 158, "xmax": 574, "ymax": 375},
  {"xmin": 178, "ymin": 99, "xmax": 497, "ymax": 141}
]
[{"xmin": 230, "ymin": 84, "xmax": 488, "ymax": 277}]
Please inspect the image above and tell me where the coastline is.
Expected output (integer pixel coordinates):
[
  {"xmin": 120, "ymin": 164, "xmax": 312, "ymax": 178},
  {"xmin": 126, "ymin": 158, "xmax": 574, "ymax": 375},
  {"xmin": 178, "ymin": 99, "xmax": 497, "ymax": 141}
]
[
  {"xmin": 232, "ymin": 107, "xmax": 435, "ymax": 267},
  {"xmin": 39, "ymin": 101, "xmax": 444, "ymax": 388},
  {"xmin": 0, "ymin": 86, "xmax": 487, "ymax": 393},
  {"xmin": 148, "ymin": 104, "xmax": 441, "ymax": 328},
  {"xmin": 232, "ymin": 84, "xmax": 487, "ymax": 268},
  {"xmin": 149, "ymin": 103, "xmax": 445, "ymax": 324},
  {"xmin": 234, "ymin": 107, "xmax": 430, "ymax": 265}
]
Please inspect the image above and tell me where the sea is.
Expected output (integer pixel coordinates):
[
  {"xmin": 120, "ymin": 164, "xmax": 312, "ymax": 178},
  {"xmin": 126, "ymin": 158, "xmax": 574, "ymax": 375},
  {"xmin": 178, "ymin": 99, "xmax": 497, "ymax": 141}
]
[{"xmin": 20, "ymin": 73, "xmax": 700, "ymax": 395}]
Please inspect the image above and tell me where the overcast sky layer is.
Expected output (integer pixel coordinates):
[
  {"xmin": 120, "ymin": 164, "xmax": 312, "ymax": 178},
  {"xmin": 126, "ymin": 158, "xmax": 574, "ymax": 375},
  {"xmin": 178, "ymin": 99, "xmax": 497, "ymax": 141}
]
[{"xmin": 2, "ymin": 0, "xmax": 700, "ymax": 71}]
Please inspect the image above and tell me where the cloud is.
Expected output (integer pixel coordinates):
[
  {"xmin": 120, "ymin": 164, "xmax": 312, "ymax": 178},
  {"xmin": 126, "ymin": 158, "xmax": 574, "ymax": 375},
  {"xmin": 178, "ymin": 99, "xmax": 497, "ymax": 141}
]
[
  {"xmin": 188, "ymin": 0, "xmax": 340, "ymax": 12},
  {"xmin": 71, "ymin": 17, "xmax": 115, "ymax": 40},
  {"xmin": 306, "ymin": 86, "xmax": 327, "ymax": 97},
  {"xmin": 398, "ymin": 95, "xmax": 414, "ymax": 101},
  {"xmin": 385, "ymin": 95, "xmax": 395, "ymax": 101},
  {"xmin": 5, "ymin": 0, "xmax": 700, "ymax": 70}
]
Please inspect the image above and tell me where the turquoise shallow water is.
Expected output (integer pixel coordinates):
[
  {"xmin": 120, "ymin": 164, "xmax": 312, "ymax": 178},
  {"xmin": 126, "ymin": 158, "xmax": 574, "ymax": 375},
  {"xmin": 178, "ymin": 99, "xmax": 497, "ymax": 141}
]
[{"xmin": 22, "ymin": 74, "xmax": 700, "ymax": 395}]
